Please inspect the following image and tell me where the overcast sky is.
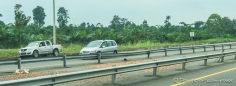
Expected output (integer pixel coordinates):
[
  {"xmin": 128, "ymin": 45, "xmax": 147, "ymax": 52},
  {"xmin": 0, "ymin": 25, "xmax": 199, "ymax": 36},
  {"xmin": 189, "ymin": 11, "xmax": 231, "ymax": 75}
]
[{"xmin": 0, "ymin": 0, "xmax": 235, "ymax": 27}]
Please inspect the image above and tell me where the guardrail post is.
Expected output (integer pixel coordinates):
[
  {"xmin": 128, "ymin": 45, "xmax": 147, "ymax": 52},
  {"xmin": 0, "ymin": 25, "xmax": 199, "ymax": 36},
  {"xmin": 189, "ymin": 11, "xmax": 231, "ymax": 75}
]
[
  {"xmin": 98, "ymin": 52, "xmax": 101, "ymax": 63},
  {"xmin": 153, "ymin": 60, "xmax": 157, "ymax": 75},
  {"xmin": 204, "ymin": 45, "xmax": 206, "ymax": 52},
  {"xmin": 192, "ymin": 46, "xmax": 195, "ymax": 53},
  {"xmin": 17, "ymin": 58, "xmax": 21, "ymax": 69},
  {"xmin": 204, "ymin": 59, "xmax": 207, "ymax": 66},
  {"xmin": 235, "ymin": 54, "xmax": 236, "ymax": 59},
  {"xmin": 165, "ymin": 48, "xmax": 167, "ymax": 56},
  {"xmin": 230, "ymin": 44, "xmax": 232, "ymax": 49},
  {"xmin": 111, "ymin": 65, "xmax": 116, "ymax": 84},
  {"xmin": 182, "ymin": 62, "xmax": 186, "ymax": 70},
  {"xmin": 63, "ymin": 55, "xmax": 67, "ymax": 67},
  {"xmin": 147, "ymin": 51, "xmax": 150, "ymax": 58},
  {"xmin": 180, "ymin": 47, "xmax": 182, "ymax": 55},
  {"xmin": 222, "ymin": 44, "xmax": 224, "ymax": 50},
  {"xmin": 221, "ymin": 55, "xmax": 224, "ymax": 62},
  {"xmin": 213, "ymin": 45, "xmax": 216, "ymax": 51}
]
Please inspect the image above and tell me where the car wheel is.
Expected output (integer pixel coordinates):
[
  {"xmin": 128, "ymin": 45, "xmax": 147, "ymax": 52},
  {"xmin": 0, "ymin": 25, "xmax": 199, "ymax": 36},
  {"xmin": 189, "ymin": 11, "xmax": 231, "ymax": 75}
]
[
  {"xmin": 53, "ymin": 49, "xmax": 59, "ymax": 56},
  {"xmin": 96, "ymin": 51, "xmax": 102, "ymax": 55},
  {"xmin": 33, "ymin": 50, "xmax": 39, "ymax": 58},
  {"xmin": 96, "ymin": 51, "xmax": 101, "ymax": 59},
  {"xmin": 114, "ymin": 50, "xmax": 118, "ymax": 54}
]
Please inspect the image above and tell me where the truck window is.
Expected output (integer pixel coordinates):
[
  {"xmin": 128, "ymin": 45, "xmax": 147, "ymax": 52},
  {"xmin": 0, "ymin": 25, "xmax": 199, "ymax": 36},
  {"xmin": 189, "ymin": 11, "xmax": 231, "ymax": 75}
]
[
  {"xmin": 40, "ymin": 42, "xmax": 46, "ymax": 46},
  {"xmin": 46, "ymin": 41, "xmax": 51, "ymax": 46}
]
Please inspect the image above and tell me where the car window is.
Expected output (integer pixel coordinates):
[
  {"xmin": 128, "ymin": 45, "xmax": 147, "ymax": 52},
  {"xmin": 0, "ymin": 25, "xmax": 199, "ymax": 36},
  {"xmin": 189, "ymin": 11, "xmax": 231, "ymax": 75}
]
[
  {"xmin": 107, "ymin": 41, "xmax": 112, "ymax": 47},
  {"xmin": 46, "ymin": 41, "xmax": 51, "ymax": 46},
  {"xmin": 101, "ymin": 42, "xmax": 108, "ymax": 47},
  {"xmin": 86, "ymin": 41, "xmax": 102, "ymax": 47}
]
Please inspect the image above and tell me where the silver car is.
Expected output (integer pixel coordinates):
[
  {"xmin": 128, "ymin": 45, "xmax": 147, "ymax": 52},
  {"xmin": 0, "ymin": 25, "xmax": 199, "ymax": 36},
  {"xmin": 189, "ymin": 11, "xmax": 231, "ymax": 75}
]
[{"xmin": 80, "ymin": 40, "xmax": 118, "ymax": 54}]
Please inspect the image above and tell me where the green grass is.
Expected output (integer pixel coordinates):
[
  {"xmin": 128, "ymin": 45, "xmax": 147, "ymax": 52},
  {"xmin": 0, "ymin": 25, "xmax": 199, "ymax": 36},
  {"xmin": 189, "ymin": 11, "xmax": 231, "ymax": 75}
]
[
  {"xmin": 60, "ymin": 43, "xmax": 84, "ymax": 55},
  {"xmin": 119, "ymin": 38, "xmax": 236, "ymax": 51},
  {"xmin": 0, "ymin": 49, "xmax": 19, "ymax": 60},
  {"xmin": 1, "ymin": 38, "xmax": 236, "ymax": 60}
]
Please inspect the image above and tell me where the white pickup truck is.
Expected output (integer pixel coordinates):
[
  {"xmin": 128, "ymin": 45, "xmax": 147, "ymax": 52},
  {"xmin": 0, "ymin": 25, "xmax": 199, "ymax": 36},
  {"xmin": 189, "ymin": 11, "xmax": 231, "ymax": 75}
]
[{"xmin": 19, "ymin": 40, "xmax": 62, "ymax": 57}]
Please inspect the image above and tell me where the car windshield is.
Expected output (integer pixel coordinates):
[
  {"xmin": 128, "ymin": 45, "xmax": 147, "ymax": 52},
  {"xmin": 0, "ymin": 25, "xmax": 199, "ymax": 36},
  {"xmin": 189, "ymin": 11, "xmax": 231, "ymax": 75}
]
[
  {"xmin": 27, "ymin": 42, "xmax": 39, "ymax": 47},
  {"xmin": 86, "ymin": 41, "xmax": 102, "ymax": 47}
]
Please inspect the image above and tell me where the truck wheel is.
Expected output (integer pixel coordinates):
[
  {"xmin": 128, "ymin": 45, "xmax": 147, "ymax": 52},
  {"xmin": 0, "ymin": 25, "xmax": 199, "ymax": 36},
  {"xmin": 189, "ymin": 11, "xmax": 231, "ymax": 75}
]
[
  {"xmin": 33, "ymin": 50, "xmax": 39, "ymax": 58},
  {"xmin": 53, "ymin": 49, "xmax": 59, "ymax": 56}
]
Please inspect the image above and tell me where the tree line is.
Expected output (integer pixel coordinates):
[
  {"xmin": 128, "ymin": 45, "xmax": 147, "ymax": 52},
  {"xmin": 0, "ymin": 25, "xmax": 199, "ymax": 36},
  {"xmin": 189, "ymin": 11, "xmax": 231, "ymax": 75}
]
[{"xmin": 0, "ymin": 4, "xmax": 236, "ymax": 48}]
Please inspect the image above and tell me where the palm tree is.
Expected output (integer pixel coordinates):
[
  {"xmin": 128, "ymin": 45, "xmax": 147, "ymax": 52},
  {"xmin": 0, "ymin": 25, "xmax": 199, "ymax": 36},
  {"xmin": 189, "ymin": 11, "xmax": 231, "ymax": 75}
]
[{"xmin": 14, "ymin": 4, "xmax": 31, "ymax": 47}]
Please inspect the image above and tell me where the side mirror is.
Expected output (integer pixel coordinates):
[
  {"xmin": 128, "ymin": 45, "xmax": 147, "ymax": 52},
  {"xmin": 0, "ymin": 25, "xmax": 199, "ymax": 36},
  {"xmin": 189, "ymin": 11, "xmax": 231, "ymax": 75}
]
[{"xmin": 39, "ymin": 44, "xmax": 42, "ymax": 47}]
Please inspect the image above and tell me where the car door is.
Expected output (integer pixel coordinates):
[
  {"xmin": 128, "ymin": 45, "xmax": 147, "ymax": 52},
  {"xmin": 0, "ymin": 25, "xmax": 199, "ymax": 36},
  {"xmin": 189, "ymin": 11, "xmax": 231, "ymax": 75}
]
[
  {"xmin": 106, "ymin": 41, "xmax": 113, "ymax": 52},
  {"xmin": 45, "ymin": 41, "xmax": 53, "ymax": 54},
  {"xmin": 112, "ymin": 41, "xmax": 118, "ymax": 51},
  {"xmin": 38, "ymin": 42, "xmax": 47, "ymax": 54},
  {"xmin": 100, "ymin": 41, "xmax": 108, "ymax": 52}
]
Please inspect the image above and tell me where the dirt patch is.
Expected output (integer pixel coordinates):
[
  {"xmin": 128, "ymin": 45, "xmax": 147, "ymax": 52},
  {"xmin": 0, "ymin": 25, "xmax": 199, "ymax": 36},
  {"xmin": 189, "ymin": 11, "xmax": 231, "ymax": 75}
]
[
  {"xmin": 83, "ymin": 58, "xmax": 165, "ymax": 68},
  {"xmin": 63, "ymin": 74, "xmax": 125, "ymax": 85},
  {"xmin": 0, "ymin": 70, "xmax": 73, "ymax": 81}
]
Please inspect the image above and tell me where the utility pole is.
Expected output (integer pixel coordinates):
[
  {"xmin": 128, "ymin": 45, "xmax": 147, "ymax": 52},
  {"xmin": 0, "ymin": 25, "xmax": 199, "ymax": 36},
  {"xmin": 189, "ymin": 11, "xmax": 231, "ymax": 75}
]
[{"xmin": 53, "ymin": 0, "xmax": 56, "ymax": 44}]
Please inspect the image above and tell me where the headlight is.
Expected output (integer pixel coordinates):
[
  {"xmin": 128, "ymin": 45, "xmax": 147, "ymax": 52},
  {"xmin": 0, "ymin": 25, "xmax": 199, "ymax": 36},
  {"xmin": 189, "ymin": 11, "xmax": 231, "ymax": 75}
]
[{"xmin": 90, "ymin": 50, "xmax": 96, "ymax": 53}]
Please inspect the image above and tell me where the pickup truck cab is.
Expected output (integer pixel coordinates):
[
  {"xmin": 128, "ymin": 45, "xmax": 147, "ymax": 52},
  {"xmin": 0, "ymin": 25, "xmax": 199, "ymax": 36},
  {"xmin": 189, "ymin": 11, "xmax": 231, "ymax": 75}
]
[
  {"xmin": 19, "ymin": 40, "xmax": 62, "ymax": 57},
  {"xmin": 80, "ymin": 40, "xmax": 118, "ymax": 54}
]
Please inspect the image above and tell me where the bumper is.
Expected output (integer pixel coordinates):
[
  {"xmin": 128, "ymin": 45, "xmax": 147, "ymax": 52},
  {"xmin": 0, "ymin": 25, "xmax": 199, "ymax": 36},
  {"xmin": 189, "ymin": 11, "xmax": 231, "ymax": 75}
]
[
  {"xmin": 19, "ymin": 51, "xmax": 33, "ymax": 56},
  {"xmin": 80, "ymin": 51, "xmax": 97, "ymax": 55},
  {"xmin": 79, "ymin": 52, "xmax": 91, "ymax": 55}
]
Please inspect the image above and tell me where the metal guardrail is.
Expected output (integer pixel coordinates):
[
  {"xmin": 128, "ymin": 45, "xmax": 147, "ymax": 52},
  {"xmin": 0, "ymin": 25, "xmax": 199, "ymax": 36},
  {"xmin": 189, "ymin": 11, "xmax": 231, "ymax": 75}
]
[
  {"xmin": 0, "ymin": 42, "xmax": 236, "ymax": 69},
  {"xmin": 0, "ymin": 51, "xmax": 235, "ymax": 86}
]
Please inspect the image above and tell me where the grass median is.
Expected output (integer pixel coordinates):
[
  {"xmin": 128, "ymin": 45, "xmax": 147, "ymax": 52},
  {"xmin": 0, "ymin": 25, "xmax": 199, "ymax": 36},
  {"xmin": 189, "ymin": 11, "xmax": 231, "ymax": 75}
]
[{"xmin": 0, "ymin": 38, "xmax": 236, "ymax": 60}]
